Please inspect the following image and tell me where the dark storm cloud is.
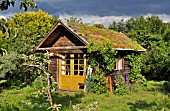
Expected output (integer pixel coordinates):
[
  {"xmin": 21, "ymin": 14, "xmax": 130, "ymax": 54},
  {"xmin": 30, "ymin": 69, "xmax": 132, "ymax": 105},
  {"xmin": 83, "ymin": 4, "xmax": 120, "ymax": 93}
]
[
  {"xmin": 34, "ymin": 0, "xmax": 170, "ymax": 17},
  {"xmin": 1, "ymin": 0, "xmax": 170, "ymax": 17}
]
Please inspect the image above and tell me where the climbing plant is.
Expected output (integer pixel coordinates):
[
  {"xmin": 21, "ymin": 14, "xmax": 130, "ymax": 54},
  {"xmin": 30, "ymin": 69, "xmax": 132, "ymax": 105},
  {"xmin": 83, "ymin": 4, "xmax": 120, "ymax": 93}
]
[
  {"xmin": 126, "ymin": 53, "xmax": 147, "ymax": 86},
  {"xmin": 86, "ymin": 41, "xmax": 117, "ymax": 94},
  {"xmin": 87, "ymin": 41, "xmax": 117, "ymax": 74}
]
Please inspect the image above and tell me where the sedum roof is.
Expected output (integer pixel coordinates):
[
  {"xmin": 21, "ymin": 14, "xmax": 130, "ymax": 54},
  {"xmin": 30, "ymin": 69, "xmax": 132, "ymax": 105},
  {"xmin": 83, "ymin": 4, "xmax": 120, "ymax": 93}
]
[
  {"xmin": 33, "ymin": 21, "xmax": 146, "ymax": 53},
  {"xmin": 66, "ymin": 22, "xmax": 145, "ymax": 51}
]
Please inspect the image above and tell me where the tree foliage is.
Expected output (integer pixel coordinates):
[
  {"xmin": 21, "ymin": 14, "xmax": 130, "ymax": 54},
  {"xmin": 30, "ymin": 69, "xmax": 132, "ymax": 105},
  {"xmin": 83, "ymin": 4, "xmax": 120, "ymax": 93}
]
[
  {"xmin": 0, "ymin": 10, "xmax": 59, "ymax": 54},
  {"xmin": 0, "ymin": 10, "xmax": 59, "ymax": 87},
  {"xmin": 0, "ymin": 0, "xmax": 37, "ymax": 11},
  {"xmin": 109, "ymin": 15, "xmax": 170, "ymax": 80},
  {"xmin": 65, "ymin": 17, "xmax": 83, "ymax": 24}
]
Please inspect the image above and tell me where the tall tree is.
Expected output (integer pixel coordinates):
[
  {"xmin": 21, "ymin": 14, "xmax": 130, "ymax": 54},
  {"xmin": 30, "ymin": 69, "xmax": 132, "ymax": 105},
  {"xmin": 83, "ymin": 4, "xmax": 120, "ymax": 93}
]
[
  {"xmin": 0, "ymin": 10, "xmax": 59, "ymax": 54},
  {"xmin": 0, "ymin": 10, "xmax": 59, "ymax": 86}
]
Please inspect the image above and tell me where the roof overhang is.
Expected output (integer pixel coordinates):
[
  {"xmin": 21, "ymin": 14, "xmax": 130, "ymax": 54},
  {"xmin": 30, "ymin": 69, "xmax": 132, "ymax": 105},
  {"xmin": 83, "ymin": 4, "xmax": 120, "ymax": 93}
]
[{"xmin": 113, "ymin": 48, "xmax": 146, "ymax": 52}]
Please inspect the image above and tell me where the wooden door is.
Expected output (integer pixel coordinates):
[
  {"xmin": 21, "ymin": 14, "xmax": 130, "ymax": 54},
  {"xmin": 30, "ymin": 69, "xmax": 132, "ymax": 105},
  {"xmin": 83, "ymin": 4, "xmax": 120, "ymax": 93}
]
[{"xmin": 58, "ymin": 54, "xmax": 86, "ymax": 90}]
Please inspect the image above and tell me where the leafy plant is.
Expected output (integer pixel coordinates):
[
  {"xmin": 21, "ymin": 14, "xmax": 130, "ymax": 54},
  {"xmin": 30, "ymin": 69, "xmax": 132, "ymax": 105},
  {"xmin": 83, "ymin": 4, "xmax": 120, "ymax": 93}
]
[
  {"xmin": 86, "ymin": 41, "xmax": 117, "ymax": 94},
  {"xmin": 87, "ymin": 41, "xmax": 117, "ymax": 74},
  {"xmin": 109, "ymin": 15, "xmax": 170, "ymax": 81},
  {"xmin": 0, "ymin": 0, "xmax": 37, "ymax": 11},
  {"xmin": 0, "ymin": 10, "xmax": 58, "ymax": 55},
  {"xmin": 22, "ymin": 52, "xmax": 61, "ymax": 108},
  {"xmin": 114, "ymin": 75, "xmax": 130, "ymax": 95},
  {"xmin": 126, "ymin": 53, "xmax": 147, "ymax": 86},
  {"xmin": 93, "ymin": 74, "xmax": 108, "ymax": 94}
]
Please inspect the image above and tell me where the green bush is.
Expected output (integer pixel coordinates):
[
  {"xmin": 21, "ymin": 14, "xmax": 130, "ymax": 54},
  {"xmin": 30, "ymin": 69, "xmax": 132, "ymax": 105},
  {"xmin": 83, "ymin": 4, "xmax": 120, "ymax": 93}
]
[
  {"xmin": 93, "ymin": 74, "xmax": 108, "ymax": 94},
  {"xmin": 85, "ymin": 74, "xmax": 108, "ymax": 94},
  {"xmin": 114, "ymin": 75, "xmax": 130, "ymax": 95}
]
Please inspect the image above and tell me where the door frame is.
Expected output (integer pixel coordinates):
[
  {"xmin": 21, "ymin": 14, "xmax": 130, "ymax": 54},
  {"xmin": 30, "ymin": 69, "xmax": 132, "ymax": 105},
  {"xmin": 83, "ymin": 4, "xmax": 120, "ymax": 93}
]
[{"xmin": 58, "ymin": 53, "xmax": 86, "ymax": 90}]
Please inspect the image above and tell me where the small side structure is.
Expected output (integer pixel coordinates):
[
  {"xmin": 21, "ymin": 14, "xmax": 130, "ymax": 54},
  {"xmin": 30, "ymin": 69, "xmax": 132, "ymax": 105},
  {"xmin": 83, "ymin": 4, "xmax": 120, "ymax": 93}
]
[{"xmin": 32, "ymin": 21, "xmax": 145, "ymax": 91}]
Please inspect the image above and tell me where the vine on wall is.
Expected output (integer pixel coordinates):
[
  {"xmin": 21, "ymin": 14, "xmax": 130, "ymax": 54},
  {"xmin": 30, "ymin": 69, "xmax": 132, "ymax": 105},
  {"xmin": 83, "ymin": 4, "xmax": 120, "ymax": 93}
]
[
  {"xmin": 126, "ymin": 53, "xmax": 147, "ymax": 86},
  {"xmin": 86, "ymin": 41, "xmax": 117, "ymax": 94}
]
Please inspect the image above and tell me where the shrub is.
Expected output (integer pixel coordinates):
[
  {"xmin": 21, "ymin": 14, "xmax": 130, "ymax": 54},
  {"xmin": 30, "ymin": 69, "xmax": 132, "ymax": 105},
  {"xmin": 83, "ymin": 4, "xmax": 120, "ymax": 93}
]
[
  {"xmin": 85, "ymin": 73, "xmax": 108, "ymax": 94},
  {"xmin": 114, "ymin": 75, "xmax": 130, "ymax": 95},
  {"xmin": 126, "ymin": 53, "xmax": 147, "ymax": 86}
]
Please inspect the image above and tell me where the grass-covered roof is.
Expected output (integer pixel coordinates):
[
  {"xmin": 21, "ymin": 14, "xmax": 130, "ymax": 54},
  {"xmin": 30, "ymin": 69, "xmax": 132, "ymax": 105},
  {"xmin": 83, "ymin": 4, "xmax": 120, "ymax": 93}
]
[
  {"xmin": 66, "ymin": 22, "xmax": 145, "ymax": 51},
  {"xmin": 33, "ymin": 21, "xmax": 146, "ymax": 53}
]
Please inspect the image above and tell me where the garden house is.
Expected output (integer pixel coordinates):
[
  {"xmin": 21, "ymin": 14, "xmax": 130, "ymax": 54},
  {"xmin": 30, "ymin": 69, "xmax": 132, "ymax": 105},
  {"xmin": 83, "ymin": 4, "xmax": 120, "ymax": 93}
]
[{"xmin": 32, "ymin": 21, "xmax": 145, "ymax": 91}]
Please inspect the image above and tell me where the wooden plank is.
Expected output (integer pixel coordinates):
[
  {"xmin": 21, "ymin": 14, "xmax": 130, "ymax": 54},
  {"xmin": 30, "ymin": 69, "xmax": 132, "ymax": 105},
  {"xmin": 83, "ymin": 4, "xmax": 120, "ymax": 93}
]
[{"xmin": 37, "ymin": 46, "xmax": 87, "ymax": 50}]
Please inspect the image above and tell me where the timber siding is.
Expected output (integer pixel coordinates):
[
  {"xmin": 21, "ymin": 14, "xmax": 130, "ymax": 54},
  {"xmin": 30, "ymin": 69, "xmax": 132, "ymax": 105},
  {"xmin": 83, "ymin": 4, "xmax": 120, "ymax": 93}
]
[{"xmin": 48, "ymin": 57, "xmax": 58, "ymax": 82}]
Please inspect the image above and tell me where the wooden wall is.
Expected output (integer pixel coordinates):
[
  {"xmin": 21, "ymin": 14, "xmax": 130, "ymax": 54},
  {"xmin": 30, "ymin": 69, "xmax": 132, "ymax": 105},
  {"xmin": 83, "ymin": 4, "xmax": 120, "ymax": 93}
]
[
  {"xmin": 48, "ymin": 57, "xmax": 58, "ymax": 84},
  {"xmin": 110, "ymin": 52, "xmax": 131, "ymax": 88}
]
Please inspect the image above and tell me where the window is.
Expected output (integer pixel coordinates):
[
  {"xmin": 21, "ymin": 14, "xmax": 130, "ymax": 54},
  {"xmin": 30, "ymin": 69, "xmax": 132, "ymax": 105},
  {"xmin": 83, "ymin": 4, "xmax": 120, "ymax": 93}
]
[
  {"xmin": 60, "ymin": 54, "xmax": 85, "ymax": 76},
  {"xmin": 61, "ymin": 54, "xmax": 71, "ymax": 75},
  {"xmin": 115, "ymin": 56, "xmax": 124, "ymax": 70},
  {"xmin": 74, "ymin": 54, "xmax": 85, "ymax": 76}
]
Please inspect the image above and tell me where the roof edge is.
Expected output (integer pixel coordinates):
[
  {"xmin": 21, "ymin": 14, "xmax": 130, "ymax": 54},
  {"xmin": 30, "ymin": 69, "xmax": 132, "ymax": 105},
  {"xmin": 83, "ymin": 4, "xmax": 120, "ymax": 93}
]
[
  {"xmin": 60, "ymin": 21, "xmax": 89, "ymax": 45},
  {"xmin": 32, "ymin": 21, "xmax": 89, "ymax": 53},
  {"xmin": 113, "ymin": 48, "xmax": 146, "ymax": 52},
  {"xmin": 31, "ymin": 20, "xmax": 62, "ymax": 53}
]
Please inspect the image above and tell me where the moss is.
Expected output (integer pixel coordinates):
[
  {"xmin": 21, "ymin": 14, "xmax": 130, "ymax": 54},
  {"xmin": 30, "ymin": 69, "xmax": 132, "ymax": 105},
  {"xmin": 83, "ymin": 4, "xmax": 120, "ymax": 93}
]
[{"xmin": 67, "ymin": 22, "xmax": 145, "ymax": 50}]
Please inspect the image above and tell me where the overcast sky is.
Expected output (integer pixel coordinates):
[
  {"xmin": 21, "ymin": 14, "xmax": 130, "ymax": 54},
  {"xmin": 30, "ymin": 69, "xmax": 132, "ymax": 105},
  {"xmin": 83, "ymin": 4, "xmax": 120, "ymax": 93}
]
[{"xmin": 1, "ymin": 0, "xmax": 170, "ymax": 26}]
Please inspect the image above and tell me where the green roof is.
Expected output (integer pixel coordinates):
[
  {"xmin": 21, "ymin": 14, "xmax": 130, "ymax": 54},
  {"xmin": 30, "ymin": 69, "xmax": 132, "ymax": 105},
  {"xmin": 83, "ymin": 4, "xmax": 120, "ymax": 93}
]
[{"xmin": 67, "ymin": 22, "xmax": 145, "ymax": 51}]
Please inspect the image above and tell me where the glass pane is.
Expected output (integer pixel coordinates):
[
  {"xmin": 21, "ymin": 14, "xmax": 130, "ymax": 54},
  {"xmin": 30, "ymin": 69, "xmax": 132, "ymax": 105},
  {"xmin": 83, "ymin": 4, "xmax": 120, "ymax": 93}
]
[
  {"xmin": 74, "ymin": 60, "xmax": 78, "ymax": 64},
  {"xmin": 65, "ymin": 54, "xmax": 70, "ymax": 59},
  {"xmin": 61, "ymin": 66, "xmax": 65, "ymax": 70},
  {"xmin": 74, "ymin": 65, "xmax": 78, "ymax": 70},
  {"xmin": 61, "ymin": 70, "xmax": 65, "ymax": 75},
  {"xmin": 74, "ymin": 71, "xmax": 78, "ymax": 75},
  {"xmin": 79, "ymin": 60, "xmax": 84, "ymax": 64},
  {"xmin": 61, "ymin": 55, "xmax": 65, "ymax": 59},
  {"xmin": 79, "ymin": 54, "xmax": 84, "ymax": 59},
  {"xmin": 79, "ymin": 64, "xmax": 84, "ymax": 70},
  {"xmin": 66, "ymin": 65, "xmax": 70, "ymax": 70},
  {"xmin": 79, "ymin": 71, "xmax": 84, "ymax": 76},
  {"xmin": 66, "ymin": 70, "xmax": 70, "ymax": 75},
  {"xmin": 74, "ymin": 54, "xmax": 78, "ymax": 59},
  {"xmin": 66, "ymin": 60, "xmax": 70, "ymax": 64},
  {"xmin": 62, "ymin": 60, "xmax": 65, "ymax": 65}
]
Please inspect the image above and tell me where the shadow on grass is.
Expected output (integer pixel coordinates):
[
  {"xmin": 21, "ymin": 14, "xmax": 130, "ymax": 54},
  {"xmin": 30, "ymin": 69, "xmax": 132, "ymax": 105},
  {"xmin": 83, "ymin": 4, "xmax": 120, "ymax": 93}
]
[
  {"xmin": 128, "ymin": 100, "xmax": 156, "ymax": 111},
  {"xmin": 147, "ymin": 83, "xmax": 164, "ymax": 91},
  {"xmin": 52, "ymin": 93, "xmax": 84, "ymax": 110},
  {"xmin": 0, "ymin": 92, "xmax": 84, "ymax": 111},
  {"xmin": 26, "ymin": 92, "xmax": 84, "ymax": 111}
]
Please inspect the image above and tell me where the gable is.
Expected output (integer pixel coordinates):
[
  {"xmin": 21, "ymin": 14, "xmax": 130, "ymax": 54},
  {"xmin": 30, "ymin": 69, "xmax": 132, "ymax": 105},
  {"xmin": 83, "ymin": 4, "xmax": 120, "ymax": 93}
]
[
  {"xmin": 40, "ymin": 25, "xmax": 86, "ymax": 48},
  {"xmin": 32, "ymin": 21, "xmax": 88, "ymax": 53}
]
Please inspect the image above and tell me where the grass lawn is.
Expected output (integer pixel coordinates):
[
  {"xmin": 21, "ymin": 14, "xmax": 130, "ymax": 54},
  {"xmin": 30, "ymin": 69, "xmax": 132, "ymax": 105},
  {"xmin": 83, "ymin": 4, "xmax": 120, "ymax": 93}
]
[{"xmin": 0, "ymin": 81, "xmax": 170, "ymax": 111}]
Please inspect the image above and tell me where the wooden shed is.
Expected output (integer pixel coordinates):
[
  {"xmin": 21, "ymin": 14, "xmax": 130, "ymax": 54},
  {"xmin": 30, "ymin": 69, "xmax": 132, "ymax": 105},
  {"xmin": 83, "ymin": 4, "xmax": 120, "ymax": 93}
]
[{"xmin": 32, "ymin": 21, "xmax": 145, "ymax": 91}]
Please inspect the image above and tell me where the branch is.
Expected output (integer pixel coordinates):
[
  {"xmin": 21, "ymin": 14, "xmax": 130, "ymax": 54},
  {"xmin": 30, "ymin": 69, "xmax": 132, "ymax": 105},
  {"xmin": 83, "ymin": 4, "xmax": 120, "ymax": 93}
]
[{"xmin": 22, "ymin": 63, "xmax": 53, "ymax": 106}]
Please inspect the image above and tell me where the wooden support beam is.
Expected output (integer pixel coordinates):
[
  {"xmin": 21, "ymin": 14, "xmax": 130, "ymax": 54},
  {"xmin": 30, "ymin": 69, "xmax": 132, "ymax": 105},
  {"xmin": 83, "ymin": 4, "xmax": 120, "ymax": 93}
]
[{"xmin": 37, "ymin": 46, "xmax": 87, "ymax": 50}]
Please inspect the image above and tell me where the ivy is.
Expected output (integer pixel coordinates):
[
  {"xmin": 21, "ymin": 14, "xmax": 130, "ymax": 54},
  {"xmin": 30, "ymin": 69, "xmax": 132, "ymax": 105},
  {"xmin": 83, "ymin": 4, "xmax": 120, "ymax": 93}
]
[
  {"xmin": 86, "ymin": 41, "xmax": 117, "ymax": 94},
  {"xmin": 126, "ymin": 53, "xmax": 147, "ymax": 86},
  {"xmin": 87, "ymin": 41, "xmax": 117, "ymax": 74}
]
